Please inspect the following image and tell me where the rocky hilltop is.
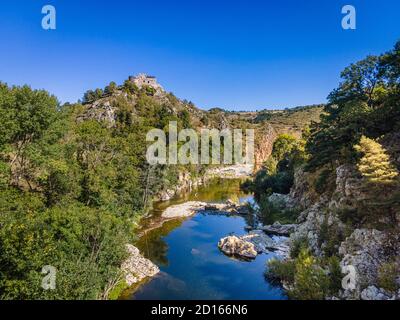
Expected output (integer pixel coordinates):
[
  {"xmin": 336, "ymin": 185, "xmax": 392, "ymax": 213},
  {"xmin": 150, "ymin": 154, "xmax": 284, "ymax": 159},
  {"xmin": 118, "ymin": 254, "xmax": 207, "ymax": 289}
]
[{"xmin": 80, "ymin": 74, "xmax": 323, "ymax": 169}]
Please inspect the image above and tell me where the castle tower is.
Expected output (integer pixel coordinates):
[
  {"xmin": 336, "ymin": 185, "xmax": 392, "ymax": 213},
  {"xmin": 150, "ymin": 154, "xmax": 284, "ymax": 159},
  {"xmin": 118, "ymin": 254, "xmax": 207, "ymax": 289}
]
[{"xmin": 129, "ymin": 73, "xmax": 164, "ymax": 91}]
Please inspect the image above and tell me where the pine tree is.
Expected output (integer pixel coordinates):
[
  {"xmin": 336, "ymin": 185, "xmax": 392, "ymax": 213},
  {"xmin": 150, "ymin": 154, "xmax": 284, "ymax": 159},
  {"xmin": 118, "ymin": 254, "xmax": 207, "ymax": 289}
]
[{"xmin": 354, "ymin": 136, "xmax": 398, "ymax": 186}]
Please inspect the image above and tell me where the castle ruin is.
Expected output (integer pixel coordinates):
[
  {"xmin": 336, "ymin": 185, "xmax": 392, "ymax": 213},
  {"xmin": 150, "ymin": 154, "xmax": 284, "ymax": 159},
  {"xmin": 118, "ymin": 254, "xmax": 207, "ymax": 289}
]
[{"xmin": 129, "ymin": 73, "xmax": 164, "ymax": 91}]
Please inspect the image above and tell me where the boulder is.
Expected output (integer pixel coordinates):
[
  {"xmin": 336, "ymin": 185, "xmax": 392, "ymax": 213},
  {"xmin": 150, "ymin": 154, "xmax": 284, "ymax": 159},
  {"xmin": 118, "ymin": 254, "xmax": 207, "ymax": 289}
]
[
  {"xmin": 261, "ymin": 222, "xmax": 296, "ymax": 236},
  {"xmin": 218, "ymin": 231, "xmax": 290, "ymax": 259},
  {"xmin": 122, "ymin": 245, "xmax": 160, "ymax": 286},
  {"xmin": 218, "ymin": 236, "xmax": 258, "ymax": 259},
  {"xmin": 339, "ymin": 229, "xmax": 387, "ymax": 286},
  {"xmin": 241, "ymin": 230, "xmax": 275, "ymax": 253},
  {"xmin": 338, "ymin": 229, "xmax": 400, "ymax": 299},
  {"xmin": 268, "ymin": 193, "xmax": 293, "ymax": 210},
  {"xmin": 361, "ymin": 286, "xmax": 394, "ymax": 300},
  {"xmin": 236, "ymin": 205, "xmax": 250, "ymax": 215}
]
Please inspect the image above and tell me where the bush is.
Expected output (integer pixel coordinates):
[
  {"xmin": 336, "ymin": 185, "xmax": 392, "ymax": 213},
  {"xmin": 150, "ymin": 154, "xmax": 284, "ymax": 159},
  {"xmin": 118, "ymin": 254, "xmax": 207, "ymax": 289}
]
[
  {"xmin": 318, "ymin": 213, "xmax": 345, "ymax": 257},
  {"xmin": 325, "ymin": 256, "xmax": 344, "ymax": 295},
  {"xmin": 290, "ymin": 237, "xmax": 309, "ymax": 259},
  {"xmin": 258, "ymin": 195, "xmax": 300, "ymax": 225},
  {"xmin": 378, "ymin": 262, "xmax": 399, "ymax": 293},
  {"xmin": 268, "ymin": 248, "xmax": 343, "ymax": 300},
  {"xmin": 266, "ymin": 259, "xmax": 296, "ymax": 284},
  {"xmin": 289, "ymin": 249, "xmax": 330, "ymax": 300}
]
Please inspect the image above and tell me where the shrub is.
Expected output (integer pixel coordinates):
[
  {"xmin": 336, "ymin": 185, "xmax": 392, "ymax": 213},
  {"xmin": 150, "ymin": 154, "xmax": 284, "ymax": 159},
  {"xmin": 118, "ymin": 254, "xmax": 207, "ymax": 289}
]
[
  {"xmin": 266, "ymin": 259, "xmax": 296, "ymax": 284},
  {"xmin": 378, "ymin": 262, "xmax": 399, "ymax": 293},
  {"xmin": 289, "ymin": 249, "xmax": 330, "ymax": 300},
  {"xmin": 325, "ymin": 256, "xmax": 344, "ymax": 295},
  {"xmin": 268, "ymin": 246, "xmax": 344, "ymax": 299},
  {"xmin": 290, "ymin": 237, "xmax": 309, "ymax": 259}
]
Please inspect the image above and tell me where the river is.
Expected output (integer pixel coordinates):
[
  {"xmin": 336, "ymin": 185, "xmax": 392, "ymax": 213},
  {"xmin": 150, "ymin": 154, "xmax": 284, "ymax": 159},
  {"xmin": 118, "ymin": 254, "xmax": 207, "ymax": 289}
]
[{"xmin": 121, "ymin": 178, "xmax": 287, "ymax": 300}]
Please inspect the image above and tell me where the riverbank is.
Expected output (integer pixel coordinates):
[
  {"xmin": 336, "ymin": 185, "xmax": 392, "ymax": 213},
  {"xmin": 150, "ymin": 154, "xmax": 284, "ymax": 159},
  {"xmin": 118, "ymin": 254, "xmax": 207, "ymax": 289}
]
[{"xmin": 119, "ymin": 178, "xmax": 289, "ymax": 300}]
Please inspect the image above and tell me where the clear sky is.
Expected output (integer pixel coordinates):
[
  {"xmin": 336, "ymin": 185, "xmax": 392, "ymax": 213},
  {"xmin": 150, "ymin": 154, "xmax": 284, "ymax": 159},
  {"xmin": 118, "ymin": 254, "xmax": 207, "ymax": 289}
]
[{"xmin": 0, "ymin": 0, "xmax": 399, "ymax": 110}]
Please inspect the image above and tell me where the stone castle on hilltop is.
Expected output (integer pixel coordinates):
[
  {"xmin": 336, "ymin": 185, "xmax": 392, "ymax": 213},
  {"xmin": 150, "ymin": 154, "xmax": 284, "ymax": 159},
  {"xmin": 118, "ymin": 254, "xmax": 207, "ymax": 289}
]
[{"xmin": 129, "ymin": 73, "xmax": 164, "ymax": 91}]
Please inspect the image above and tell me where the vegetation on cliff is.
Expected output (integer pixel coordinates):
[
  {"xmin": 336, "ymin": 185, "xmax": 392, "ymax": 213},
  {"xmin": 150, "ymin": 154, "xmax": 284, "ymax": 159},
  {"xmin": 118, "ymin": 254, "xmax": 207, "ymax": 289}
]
[
  {"xmin": 0, "ymin": 82, "xmax": 202, "ymax": 299},
  {"xmin": 261, "ymin": 40, "xmax": 400, "ymax": 300}
]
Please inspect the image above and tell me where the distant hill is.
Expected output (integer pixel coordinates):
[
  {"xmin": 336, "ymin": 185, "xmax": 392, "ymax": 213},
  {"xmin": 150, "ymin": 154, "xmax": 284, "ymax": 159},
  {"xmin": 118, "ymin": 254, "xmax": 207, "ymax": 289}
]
[{"xmin": 79, "ymin": 78, "xmax": 323, "ymax": 167}]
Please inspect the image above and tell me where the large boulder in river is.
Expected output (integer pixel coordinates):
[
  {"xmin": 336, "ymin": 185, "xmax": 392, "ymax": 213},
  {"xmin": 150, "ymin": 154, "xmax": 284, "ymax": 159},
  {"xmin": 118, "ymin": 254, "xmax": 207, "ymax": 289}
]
[{"xmin": 218, "ymin": 236, "xmax": 258, "ymax": 259}]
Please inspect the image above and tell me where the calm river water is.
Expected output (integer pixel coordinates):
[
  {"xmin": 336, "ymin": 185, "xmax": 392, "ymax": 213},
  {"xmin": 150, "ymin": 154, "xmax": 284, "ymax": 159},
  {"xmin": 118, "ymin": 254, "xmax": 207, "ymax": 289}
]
[{"xmin": 122, "ymin": 179, "xmax": 287, "ymax": 300}]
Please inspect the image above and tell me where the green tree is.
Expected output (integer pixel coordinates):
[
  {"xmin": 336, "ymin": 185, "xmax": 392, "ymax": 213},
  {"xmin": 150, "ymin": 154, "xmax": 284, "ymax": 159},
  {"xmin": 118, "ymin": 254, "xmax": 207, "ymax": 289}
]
[{"xmin": 104, "ymin": 81, "xmax": 118, "ymax": 95}]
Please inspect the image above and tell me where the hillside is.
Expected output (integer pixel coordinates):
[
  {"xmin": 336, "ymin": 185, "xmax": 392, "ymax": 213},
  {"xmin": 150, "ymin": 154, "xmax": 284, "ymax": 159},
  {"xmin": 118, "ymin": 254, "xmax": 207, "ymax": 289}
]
[
  {"xmin": 79, "ymin": 77, "xmax": 323, "ymax": 169},
  {"xmin": 245, "ymin": 41, "xmax": 400, "ymax": 300},
  {"xmin": 0, "ymin": 74, "xmax": 322, "ymax": 300}
]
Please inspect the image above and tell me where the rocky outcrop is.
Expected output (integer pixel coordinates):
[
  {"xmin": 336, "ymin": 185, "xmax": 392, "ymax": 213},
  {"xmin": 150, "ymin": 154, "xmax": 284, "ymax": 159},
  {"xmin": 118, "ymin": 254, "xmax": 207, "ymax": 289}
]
[
  {"xmin": 289, "ymin": 168, "xmax": 317, "ymax": 209},
  {"xmin": 77, "ymin": 99, "xmax": 118, "ymax": 126},
  {"xmin": 218, "ymin": 230, "xmax": 290, "ymax": 259},
  {"xmin": 328, "ymin": 164, "xmax": 367, "ymax": 211},
  {"xmin": 261, "ymin": 222, "xmax": 296, "ymax": 237},
  {"xmin": 360, "ymin": 286, "xmax": 395, "ymax": 300},
  {"xmin": 122, "ymin": 245, "xmax": 160, "ymax": 286},
  {"xmin": 267, "ymin": 193, "xmax": 294, "ymax": 210},
  {"xmin": 285, "ymin": 161, "xmax": 400, "ymax": 300},
  {"xmin": 218, "ymin": 236, "xmax": 258, "ymax": 259},
  {"xmin": 338, "ymin": 229, "xmax": 400, "ymax": 299},
  {"xmin": 254, "ymin": 125, "xmax": 277, "ymax": 170}
]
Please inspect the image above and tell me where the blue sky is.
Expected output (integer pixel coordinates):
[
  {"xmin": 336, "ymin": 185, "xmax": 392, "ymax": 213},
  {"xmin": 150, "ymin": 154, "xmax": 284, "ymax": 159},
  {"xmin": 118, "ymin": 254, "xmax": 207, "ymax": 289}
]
[{"xmin": 0, "ymin": 0, "xmax": 399, "ymax": 110}]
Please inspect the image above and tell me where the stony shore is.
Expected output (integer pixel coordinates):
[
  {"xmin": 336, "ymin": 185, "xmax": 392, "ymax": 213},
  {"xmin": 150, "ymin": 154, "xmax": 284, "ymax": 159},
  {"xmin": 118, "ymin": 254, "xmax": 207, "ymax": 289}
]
[
  {"xmin": 161, "ymin": 200, "xmax": 250, "ymax": 219},
  {"xmin": 121, "ymin": 244, "xmax": 160, "ymax": 286}
]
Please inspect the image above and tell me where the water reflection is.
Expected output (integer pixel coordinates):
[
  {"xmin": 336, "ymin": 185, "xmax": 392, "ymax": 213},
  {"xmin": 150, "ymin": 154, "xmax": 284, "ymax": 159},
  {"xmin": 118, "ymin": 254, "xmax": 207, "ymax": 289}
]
[{"xmin": 129, "ymin": 179, "xmax": 287, "ymax": 300}]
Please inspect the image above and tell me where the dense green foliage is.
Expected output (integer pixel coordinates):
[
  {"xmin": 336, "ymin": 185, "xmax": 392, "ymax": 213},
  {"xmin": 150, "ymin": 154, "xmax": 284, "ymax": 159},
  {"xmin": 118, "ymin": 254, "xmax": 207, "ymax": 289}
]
[
  {"xmin": 306, "ymin": 43, "xmax": 400, "ymax": 172},
  {"xmin": 0, "ymin": 81, "xmax": 200, "ymax": 299},
  {"xmin": 266, "ymin": 40, "xmax": 400, "ymax": 300},
  {"xmin": 267, "ymin": 249, "xmax": 342, "ymax": 300}
]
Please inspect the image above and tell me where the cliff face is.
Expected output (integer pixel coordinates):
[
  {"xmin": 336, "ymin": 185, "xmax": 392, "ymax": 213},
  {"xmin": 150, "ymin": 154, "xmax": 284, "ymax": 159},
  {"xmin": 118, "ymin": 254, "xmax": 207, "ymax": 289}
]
[
  {"xmin": 254, "ymin": 125, "xmax": 277, "ymax": 170},
  {"xmin": 287, "ymin": 137, "xmax": 400, "ymax": 300}
]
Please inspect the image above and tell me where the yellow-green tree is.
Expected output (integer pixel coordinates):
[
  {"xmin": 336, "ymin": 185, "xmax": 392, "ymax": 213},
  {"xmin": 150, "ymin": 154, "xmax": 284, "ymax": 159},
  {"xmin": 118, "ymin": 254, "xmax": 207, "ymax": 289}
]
[
  {"xmin": 354, "ymin": 136, "xmax": 398, "ymax": 186},
  {"xmin": 354, "ymin": 136, "xmax": 399, "ymax": 227}
]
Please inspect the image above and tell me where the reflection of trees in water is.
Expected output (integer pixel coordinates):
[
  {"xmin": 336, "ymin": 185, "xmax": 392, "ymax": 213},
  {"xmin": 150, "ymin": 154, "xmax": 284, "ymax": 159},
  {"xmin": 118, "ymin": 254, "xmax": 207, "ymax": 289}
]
[
  {"xmin": 135, "ymin": 178, "xmax": 251, "ymax": 266},
  {"xmin": 136, "ymin": 219, "xmax": 184, "ymax": 267},
  {"xmin": 188, "ymin": 179, "xmax": 247, "ymax": 203}
]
